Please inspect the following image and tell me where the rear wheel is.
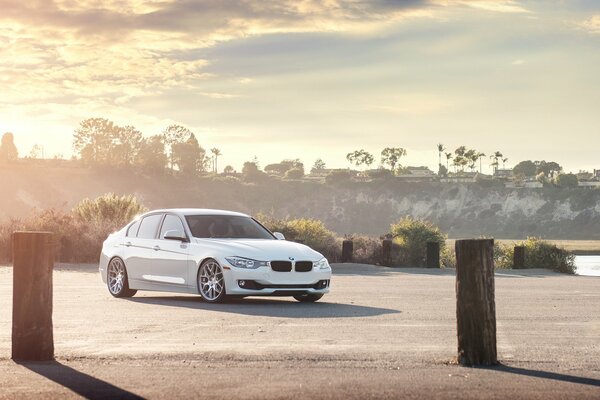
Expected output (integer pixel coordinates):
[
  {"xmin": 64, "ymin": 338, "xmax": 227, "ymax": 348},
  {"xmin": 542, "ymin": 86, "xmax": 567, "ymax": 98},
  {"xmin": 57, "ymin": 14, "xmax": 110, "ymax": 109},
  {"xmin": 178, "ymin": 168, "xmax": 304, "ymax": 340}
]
[
  {"xmin": 293, "ymin": 293, "xmax": 323, "ymax": 303},
  {"xmin": 107, "ymin": 257, "xmax": 137, "ymax": 298},
  {"xmin": 198, "ymin": 259, "xmax": 227, "ymax": 303}
]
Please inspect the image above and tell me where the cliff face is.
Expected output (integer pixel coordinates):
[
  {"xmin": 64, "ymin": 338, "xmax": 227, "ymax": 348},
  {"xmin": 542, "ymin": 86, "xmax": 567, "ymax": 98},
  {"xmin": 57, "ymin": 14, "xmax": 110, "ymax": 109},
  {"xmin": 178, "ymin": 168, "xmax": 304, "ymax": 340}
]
[{"xmin": 2, "ymin": 163, "xmax": 599, "ymax": 239}]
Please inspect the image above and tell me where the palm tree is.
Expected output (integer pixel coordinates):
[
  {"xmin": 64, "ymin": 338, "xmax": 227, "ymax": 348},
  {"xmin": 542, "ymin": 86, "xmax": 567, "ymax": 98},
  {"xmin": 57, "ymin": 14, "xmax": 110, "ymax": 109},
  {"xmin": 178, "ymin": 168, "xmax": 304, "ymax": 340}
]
[
  {"xmin": 502, "ymin": 157, "xmax": 508, "ymax": 169},
  {"xmin": 210, "ymin": 147, "xmax": 222, "ymax": 173},
  {"xmin": 445, "ymin": 152, "xmax": 452, "ymax": 170},
  {"xmin": 437, "ymin": 144, "xmax": 445, "ymax": 169},
  {"xmin": 490, "ymin": 151, "xmax": 503, "ymax": 174}
]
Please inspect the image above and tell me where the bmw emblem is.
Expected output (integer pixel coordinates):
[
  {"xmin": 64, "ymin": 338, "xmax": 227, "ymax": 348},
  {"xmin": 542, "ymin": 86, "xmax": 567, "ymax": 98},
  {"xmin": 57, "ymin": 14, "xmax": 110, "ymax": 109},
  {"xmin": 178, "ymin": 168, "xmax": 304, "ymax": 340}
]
[{"xmin": 289, "ymin": 257, "xmax": 295, "ymax": 261}]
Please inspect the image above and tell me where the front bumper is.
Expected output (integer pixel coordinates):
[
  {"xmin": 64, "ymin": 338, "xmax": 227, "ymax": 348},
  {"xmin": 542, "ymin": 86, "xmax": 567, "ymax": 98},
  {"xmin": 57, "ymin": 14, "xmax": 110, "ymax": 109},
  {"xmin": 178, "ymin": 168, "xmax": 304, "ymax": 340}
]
[{"xmin": 222, "ymin": 262, "xmax": 332, "ymax": 296}]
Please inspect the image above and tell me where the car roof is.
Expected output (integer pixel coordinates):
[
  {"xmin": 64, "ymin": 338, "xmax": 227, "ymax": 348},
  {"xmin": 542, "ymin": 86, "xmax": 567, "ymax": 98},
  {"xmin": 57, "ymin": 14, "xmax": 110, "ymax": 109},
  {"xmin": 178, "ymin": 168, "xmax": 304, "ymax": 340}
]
[{"xmin": 143, "ymin": 208, "xmax": 250, "ymax": 218}]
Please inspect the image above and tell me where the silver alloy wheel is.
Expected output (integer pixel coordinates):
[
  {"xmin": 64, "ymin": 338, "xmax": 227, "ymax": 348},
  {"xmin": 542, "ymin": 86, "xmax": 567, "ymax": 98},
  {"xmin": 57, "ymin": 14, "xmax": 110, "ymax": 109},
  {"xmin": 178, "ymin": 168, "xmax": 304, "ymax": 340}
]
[
  {"xmin": 108, "ymin": 258, "xmax": 126, "ymax": 295},
  {"xmin": 199, "ymin": 260, "xmax": 225, "ymax": 301}
]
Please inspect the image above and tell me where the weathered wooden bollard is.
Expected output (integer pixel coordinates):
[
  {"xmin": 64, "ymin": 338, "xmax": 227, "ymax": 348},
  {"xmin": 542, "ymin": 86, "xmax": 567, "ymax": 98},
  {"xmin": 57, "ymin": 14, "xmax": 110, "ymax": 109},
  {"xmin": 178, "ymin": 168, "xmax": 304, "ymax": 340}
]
[
  {"xmin": 513, "ymin": 246, "xmax": 525, "ymax": 269},
  {"xmin": 455, "ymin": 239, "xmax": 497, "ymax": 366},
  {"xmin": 341, "ymin": 240, "xmax": 353, "ymax": 263},
  {"xmin": 381, "ymin": 239, "xmax": 392, "ymax": 267},
  {"xmin": 426, "ymin": 241, "xmax": 440, "ymax": 268},
  {"xmin": 12, "ymin": 231, "xmax": 55, "ymax": 361}
]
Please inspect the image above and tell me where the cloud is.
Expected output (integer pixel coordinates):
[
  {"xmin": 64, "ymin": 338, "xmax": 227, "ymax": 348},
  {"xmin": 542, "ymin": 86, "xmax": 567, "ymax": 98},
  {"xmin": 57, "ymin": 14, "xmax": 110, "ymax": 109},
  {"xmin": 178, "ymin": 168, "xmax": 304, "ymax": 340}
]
[
  {"xmin": 436, "ymin": 0, "xmax": 529, "ymax": 14},
  {"xmin": 578, "ymin": 15, "xmax": 600, "ymax": 34}
]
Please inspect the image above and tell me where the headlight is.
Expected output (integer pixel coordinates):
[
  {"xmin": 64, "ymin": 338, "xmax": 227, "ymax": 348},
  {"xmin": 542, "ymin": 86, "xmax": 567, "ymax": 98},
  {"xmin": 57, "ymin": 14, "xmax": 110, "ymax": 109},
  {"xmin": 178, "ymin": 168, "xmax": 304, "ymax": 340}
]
[
  {"xmin": 225, "ymin": 257, "xmax": 269, "ymax": 269},
  {"xmin": 315, "ymin": 258, "xmax": 330, "ymax": 270}
]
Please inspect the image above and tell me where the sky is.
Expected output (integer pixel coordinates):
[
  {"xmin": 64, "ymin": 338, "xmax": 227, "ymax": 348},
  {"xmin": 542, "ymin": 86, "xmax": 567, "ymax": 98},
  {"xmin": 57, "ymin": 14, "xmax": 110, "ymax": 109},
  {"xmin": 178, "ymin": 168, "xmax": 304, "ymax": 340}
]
[{"xmin": 1, "ymin": 0, "xmax": 599, "ymax": 173}]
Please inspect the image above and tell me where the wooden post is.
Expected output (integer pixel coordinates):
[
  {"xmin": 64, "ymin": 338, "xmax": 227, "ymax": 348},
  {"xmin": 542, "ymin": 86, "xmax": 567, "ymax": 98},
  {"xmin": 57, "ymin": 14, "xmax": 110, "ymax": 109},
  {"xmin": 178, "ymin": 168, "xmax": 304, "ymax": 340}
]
[
  {"xmin": 341, "ymin": 240, "xmax": 353, "ymax": 263},
  {"xmin": 455, "ymin": 239, "xmax": 497, "ymax": 366},
  {"xmin": 12, "ymin": 231, "xmax": 55, "ymax": 361},
  {"xmin": 381, "ymin": 239, "xmax": 392, "ymax": 267},
  {"xmin": 513, "ymin": 246, "xmax": 525, "ymax": 269},
  {"xmin": 426, "ymin": 241, "xmax": 440, "ymax": 268}
]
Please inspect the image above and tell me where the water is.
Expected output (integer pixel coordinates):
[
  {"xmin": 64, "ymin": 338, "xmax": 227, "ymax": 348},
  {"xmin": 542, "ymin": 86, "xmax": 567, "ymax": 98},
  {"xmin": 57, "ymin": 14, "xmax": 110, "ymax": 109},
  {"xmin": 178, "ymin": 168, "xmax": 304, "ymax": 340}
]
[{"xmin": 575, "ymin": 255, "xmax": 600, "ymax": 276}]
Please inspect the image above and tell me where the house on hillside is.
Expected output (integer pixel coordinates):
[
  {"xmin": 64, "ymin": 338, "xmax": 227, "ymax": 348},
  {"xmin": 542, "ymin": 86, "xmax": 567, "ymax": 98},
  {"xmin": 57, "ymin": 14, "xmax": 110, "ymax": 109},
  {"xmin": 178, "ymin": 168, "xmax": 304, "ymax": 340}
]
[
  {"xmin": 396, "ymin": 166, "xmax": 436, "ymax": 182},
  {"xmin": 493, "ymin": 168, "xmax": 513, "ymax": 179}
]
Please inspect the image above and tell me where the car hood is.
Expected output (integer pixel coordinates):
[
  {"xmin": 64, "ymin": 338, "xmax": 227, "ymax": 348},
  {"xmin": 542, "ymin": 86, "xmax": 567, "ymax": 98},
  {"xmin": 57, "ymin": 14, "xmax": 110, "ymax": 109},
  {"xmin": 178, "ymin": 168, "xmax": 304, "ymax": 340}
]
[{"xmin": 191, "ymin": 238, "xmax": 324, "ymax": 261}]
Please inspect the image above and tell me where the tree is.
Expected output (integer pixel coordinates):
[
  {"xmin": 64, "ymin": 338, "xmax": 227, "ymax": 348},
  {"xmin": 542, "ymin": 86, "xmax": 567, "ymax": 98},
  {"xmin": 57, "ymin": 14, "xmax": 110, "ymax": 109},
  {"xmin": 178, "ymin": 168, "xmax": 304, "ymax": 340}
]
[
  {"xmin": 445, "ymin": 152, "xmax": 452, "ymax": 170},
  {"xmin": 437, "ymin": 144, "xmax": 445, "ymax": 169},
  {"xmin": 513, "ymin": 160, "xmax": 537, "ymax": 177},
  {"xmin": 555, "ymin": 173, "xmax": 578, "ymax": 188},
  {"xmin": 464, "ymin": 149, "xmax": 477, "ymax": 172},
  {"xmin": 380, "ymin": 147, "xmax": 407, "ymax": 173},
  {"xmin": 347, "ymin": 149, "xmax": 374, "ymax": 170},
  {"xmin": 172, "ymin": 133, "xmax": 205, "ymax": 175},
  {"xmin": 210, "ymin": 148, "xmax": 222, "ymax": 173},
  {"xmin": 242, "ymin": 160, "xmax": 265, "ymax": 181},
  {"xmin": 502, "ymin": 157, "xmax": 508, "ymax": 169},
  {"xmin": 137, "ymin": 135, "xmax": 167, "ymax": 172},
  {"xmin": 284, "ymin": 168, "xmax": 304, "ymax": 179},
  {"xmin": 223, "ymin": 165, "xmax": 235, "ymax": 174},
  {"xmin": 536, "ymin": 161, "xmax": 562, "ymax": 178},
  {"xmin": 438, "ymin": 164, "xmax": 448, "ymax": 177},
  {"xmin": 29, "ymin": 144, "xmax": 44, "ymax": 159},
  {"xmin": 490, "ymin": 151, "xmax": 503, "ymax": 173},
  {"xmin": 311, "ymin": 158, "xmax": 326, "ymax": 174},
  {"xmin": 453, "ymin": 146, "xmax": 468, "ymax": 173},
  {"xmin": 110, "ymin": 125, "xmax": 143, "ymax": 167},
  {"xmin": 163, "ymin": 125, "xmax": 193, "ymax": 171},
  {"xmin": 73, "ymin": 118, "xmax": 115, "ymax": 165},
  {"xmin": 264, "ymin": 159, "xmax": 303, "ymax": 175}
]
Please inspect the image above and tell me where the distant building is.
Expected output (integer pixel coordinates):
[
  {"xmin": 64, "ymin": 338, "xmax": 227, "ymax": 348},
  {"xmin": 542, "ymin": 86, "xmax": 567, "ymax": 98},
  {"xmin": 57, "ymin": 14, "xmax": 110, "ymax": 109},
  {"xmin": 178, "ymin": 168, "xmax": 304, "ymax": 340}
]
[
  {"xmin": 593, "ymin": 169, "xmax": 600, "ymax": 180},
  {"xmin": 493, "ymin": 168, "xmax": 513, "ymax": 178},
  {"xmin": 396, "ymin": 166, "xmax": 436, "ymax": 182}
]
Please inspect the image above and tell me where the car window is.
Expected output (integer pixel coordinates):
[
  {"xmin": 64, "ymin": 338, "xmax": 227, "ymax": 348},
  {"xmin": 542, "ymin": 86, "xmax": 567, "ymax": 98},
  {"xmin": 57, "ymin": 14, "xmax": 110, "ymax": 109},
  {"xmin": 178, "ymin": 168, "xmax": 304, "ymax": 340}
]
[
  {"xmin": 160, "ymin": 215, "xmax": 186, "ymax": 239},
  {"xmin": 137, "ymin": 214, "xmax": 164, "ymax": 239},
  {"xmin": 185, "ymin": 215, "xmax": 275, "ymax": 239},
  {"xmin": 126, "ymin": 219, "xmax": 141, "ymax": 238}
]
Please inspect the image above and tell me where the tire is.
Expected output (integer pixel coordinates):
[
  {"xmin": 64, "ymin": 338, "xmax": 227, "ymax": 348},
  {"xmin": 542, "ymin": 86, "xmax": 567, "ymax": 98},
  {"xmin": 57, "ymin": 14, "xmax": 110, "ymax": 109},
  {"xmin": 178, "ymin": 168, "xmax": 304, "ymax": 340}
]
[
  {"xmin": 198, "ymin": 259, "xmax": 227, "ymax": 303},
  {"xmin": 107, "ymin": 257, "xmax": 137, "ymax": 298},
  {"xmin": 293, "ymin": 293, "xmax": 324, "ymax": 303}
]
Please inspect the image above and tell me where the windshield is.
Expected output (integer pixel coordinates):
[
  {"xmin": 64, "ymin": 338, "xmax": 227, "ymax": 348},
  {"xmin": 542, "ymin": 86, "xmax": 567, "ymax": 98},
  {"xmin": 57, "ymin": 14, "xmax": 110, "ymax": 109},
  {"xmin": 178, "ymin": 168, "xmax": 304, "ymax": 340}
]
[{"xmin": 185, "ymin": 215, "xmax": 275, "ymax": 239}]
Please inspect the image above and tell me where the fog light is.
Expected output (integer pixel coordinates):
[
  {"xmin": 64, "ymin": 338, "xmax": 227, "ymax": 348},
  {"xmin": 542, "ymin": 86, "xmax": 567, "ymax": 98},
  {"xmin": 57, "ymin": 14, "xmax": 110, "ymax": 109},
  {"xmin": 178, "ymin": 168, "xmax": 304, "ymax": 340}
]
[{"xmin": 238, "ymin": 280, "xmax": 246, "ymax": 287}]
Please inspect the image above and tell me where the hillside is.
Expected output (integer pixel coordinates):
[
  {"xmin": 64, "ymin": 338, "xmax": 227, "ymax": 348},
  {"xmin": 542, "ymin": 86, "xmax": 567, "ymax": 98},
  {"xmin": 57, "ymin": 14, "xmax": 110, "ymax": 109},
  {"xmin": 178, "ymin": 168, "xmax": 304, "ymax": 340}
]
[{"xmin": 2, "ymin": 162, "xmax": 600, "ymax": 239}]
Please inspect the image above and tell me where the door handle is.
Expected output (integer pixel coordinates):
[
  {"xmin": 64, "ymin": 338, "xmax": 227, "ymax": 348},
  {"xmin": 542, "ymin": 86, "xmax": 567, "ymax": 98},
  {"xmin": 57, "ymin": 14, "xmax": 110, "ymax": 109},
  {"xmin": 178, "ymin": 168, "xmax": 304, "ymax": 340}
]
[
  {"xmin": 125, "ymin": 241, "xmax": 132, "ymax": 247},
  {"xmin": 153, "ymin": 245, "xmax": 161, "ymax": 251}
]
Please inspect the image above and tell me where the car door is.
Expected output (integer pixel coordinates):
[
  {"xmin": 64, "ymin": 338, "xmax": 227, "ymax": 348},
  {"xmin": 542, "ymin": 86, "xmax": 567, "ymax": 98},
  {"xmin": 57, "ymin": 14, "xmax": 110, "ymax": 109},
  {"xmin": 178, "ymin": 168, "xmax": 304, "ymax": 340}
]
[
  {"xmin": 124, "ymin": 213, "xmax": 164, "ymax": 285},
  {"xmin": 154, "ymin": 214, "xmax": 190, "ymax": 286}
]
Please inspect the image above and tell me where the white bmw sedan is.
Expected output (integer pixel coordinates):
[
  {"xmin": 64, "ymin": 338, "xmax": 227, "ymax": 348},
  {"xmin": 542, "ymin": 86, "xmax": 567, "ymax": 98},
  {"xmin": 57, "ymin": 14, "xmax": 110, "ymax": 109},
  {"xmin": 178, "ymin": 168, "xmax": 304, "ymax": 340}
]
[{"xmin": 99, "ymin": 209, "xmax": 331, "ymax": 303}]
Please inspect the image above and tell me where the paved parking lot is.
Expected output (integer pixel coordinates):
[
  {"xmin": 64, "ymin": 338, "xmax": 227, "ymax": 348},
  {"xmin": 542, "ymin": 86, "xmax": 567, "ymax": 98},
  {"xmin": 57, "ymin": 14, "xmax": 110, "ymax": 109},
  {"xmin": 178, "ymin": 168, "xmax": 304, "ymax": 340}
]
[{"xmin": 1, "ymin": 263, "xmax": 599, "ymax": 399}]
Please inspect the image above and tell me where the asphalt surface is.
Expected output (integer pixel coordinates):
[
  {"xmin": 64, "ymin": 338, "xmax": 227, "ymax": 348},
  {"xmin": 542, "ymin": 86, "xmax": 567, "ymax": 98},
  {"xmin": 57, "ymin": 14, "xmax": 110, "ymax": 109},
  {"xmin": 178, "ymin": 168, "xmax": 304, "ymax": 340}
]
[{"xmin": 0, "ymin": 263, "xmax": 599, "ymax": 399}]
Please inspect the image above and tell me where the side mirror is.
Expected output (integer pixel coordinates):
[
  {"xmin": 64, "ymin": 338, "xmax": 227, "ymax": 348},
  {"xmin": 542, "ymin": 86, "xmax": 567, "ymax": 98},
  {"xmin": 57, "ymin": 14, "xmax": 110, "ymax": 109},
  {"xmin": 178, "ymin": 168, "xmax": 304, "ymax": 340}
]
[
  {"xmin": 273, "ymin": 232, "xmax": 285, "ymax": 240},
  {"xmin": 163, "ymin": 230, "xmax": 188, "ymax": 242}
]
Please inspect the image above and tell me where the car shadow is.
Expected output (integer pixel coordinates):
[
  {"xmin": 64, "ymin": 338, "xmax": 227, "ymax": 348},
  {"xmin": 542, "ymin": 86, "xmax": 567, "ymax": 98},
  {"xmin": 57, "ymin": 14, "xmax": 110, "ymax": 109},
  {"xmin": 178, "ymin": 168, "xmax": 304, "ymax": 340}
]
[
  {"xmin": 15, "ymin": 360, "xmax": 145, "ymax": 399},
  {"xmin": 126, "ymin": 296, "xmax": 400, "ymax": 318},
  {"xmin": 482, "ymin": 364, "xmax": 600, "ymax": 387}
]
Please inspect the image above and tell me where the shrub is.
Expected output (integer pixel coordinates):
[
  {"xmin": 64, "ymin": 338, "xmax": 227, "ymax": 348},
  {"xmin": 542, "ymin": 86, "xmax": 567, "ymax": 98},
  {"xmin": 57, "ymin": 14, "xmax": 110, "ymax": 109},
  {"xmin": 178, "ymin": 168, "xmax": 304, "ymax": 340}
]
[
  {"xmin": 493, "ymin": 241, "xmax": 514, "ymax": 269},
  {"xmin": 390, "ymin": 217, "xmax": 446, "ymax": 267},
  {"xmin": 345, "ymin": 235, "xmax": 382, "ymax": 264},
  {"xmin": 518, "ymin": 237, "xmax": 575, "ymax": 274},
  {"xmin": 0, "ymin": 218, "xmax": 24, "ymax": 263},
  {"xmin": 256, "ymin": 213, "xmax": 340, "ymax": 262},
  {"xmin": 73, "ymin": 193, "xmax": 147, "ymax": 226},
  {"xmin": 284, "ymin": 168, "xmax": 304, "ymax": 180}
]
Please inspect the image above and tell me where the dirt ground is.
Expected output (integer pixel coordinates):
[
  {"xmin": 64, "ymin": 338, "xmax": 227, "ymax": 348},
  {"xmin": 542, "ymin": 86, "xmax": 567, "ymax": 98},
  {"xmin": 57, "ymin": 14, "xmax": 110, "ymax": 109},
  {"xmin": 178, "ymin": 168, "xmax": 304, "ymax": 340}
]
[{"xmin": 0, "ymin": 263, "xmax": 599, "ymax": 399}]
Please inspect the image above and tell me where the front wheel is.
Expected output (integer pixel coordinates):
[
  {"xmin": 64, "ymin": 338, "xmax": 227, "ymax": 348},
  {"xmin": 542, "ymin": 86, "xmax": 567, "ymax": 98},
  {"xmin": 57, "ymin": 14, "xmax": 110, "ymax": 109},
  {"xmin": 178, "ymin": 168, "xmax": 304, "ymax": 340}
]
[
  {"xmin": 293, "ymin": 293, "xmax": 323, "ymax": 303},
  {"xmin": 107, "ymin": 257, "xmax": 137, "ymax": 298},
  {"xmin": 198, "ymin": 259, "xmax": 227, "ymax": 303}
]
